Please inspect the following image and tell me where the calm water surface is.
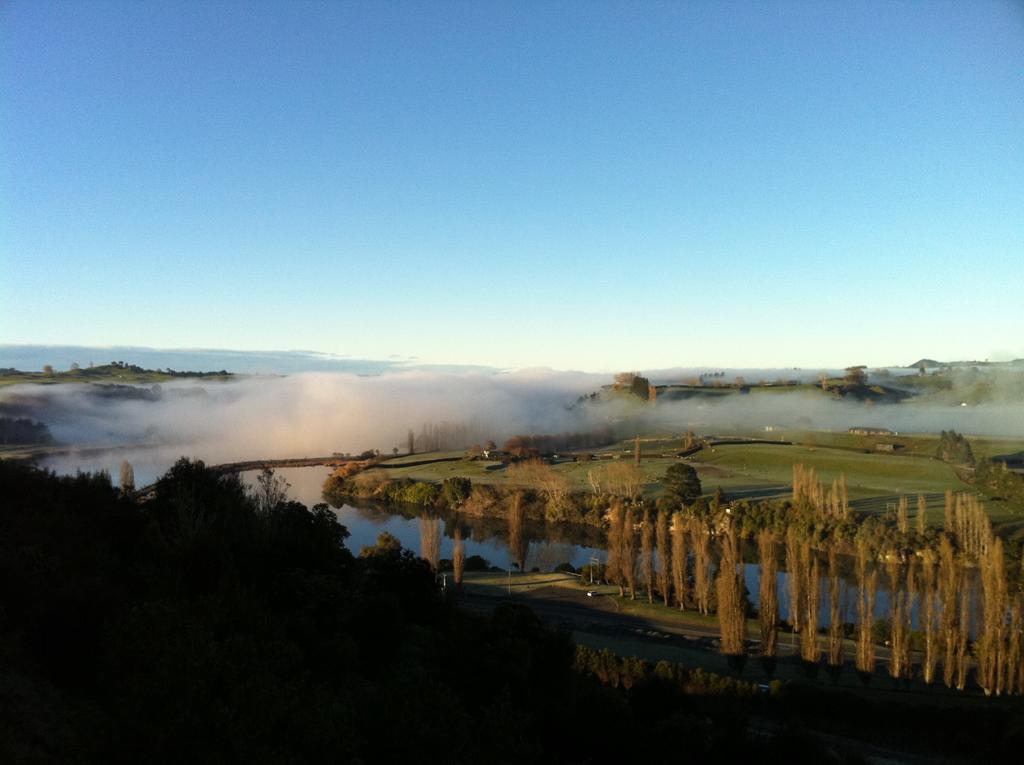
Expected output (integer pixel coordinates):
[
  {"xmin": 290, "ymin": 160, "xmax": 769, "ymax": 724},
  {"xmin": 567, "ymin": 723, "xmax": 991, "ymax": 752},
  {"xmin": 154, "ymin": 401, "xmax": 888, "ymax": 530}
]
[
  {"xmin": 256, "ymin": 468, "xmax": 926, "ymax": 627},
  {"xmin": 246, "ymin": 467, "xmax": 608, "ymax": 571}
]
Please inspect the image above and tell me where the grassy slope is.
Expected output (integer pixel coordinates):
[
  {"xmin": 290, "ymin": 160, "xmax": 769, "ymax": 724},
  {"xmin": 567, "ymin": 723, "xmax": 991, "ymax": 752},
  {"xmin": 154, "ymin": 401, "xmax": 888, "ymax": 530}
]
[
  {"xmin": 697, "ymin": 443, "xmax": 962, "ymax": 496},
  {"xmin": 0, "ymin": 368, "xmax": 233, "ymax": 387},
  {"xmin": 376, "ymin": 444, "xmax": 945, "ymax": 500},
  {"xmin": 378, "ymin": 432, "xmax": 1024, "ymax": 529}
]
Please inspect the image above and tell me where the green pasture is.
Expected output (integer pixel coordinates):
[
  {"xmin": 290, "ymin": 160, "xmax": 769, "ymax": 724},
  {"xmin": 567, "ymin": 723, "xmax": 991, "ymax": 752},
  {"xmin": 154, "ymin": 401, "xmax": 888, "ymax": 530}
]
[
  {"xmin": 378, "ymin": 450, "xmax": 696, "ymax": 497},
  {"xmin": 698, "ymin": 443, "xmax": 964, "ymax": 497},
  {"xmin": 376, "ymin": 433, "xmax": 1023, "ymax": 529},
  {"xmin": 0, "ymin": 368, "xmax": 233, "ymax": 387},
  {"xmin": 376, "ymin": 451, "xmax": 511, "ymax": 484},
  {"xmin": 378, "ymin": 442, "xmax": 966, "ymax": 504},
  {"xmin": 754, "ymin": 430, "xmax": 1024, "ymax": 461}
]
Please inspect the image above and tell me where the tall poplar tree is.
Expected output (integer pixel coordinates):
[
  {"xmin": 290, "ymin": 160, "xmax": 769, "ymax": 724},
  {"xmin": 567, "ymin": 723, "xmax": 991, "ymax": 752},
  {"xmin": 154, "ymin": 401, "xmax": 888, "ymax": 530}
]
[
  {"xmin": 507, "ymin": 493, "xmax": 527, "ymax": 573},
  {"xmin": 716, "ymin": 527, "xmax": 746, "ymax": 663},
  {"xmin": 691, "ymin": 519, "xmax": 712, "ymax": 615},
  {"xmin": 623, "ymin": 507, "xmax": 637, "ymax": 599},
  {"xmin": 671, "ymin": 511, "xmax": 688, "ymax": 610},
  {"xmin": 758, "ymin": 530, "xmax": 779, "ymax": 673},
  {"xmin": 641, "ymin": 511, "xmax": 655, "ymax": 603},
  {"xmin": 920, "ymin": 550, "xmax": 939, "ymax": 685},
  {"xmin": 656, "ymin": 509, "xmax": 671, "ymax": 606},
  {"xmin": 786, "ymin": 528, "xmax": 805, "ymax": 634},
  {"xmin": 827, "ymin": 544, "xmax": 845, "ymax": 679},
  {"xmin": 856, "ymin": 542, "xmax": 877, "ymax": 681},
  {"xmin": 453, "ymin": 526, "xmax": 465, "ymax": 586},
  {"xmin": 606, "ymin": 502, "xmax": 625, "ymax": 596}
]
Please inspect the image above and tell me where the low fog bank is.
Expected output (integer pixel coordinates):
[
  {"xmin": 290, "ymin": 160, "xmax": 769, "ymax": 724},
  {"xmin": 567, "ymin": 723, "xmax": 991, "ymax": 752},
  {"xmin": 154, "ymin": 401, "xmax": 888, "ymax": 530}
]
[
  {"xmin": 5, "ymin": 371, "xmax": 603, "ymax": 478},
  {"xmin": 626, "ymin": 392, "xmax": 1024, "ymax": 439},
  {"xmin": 2, "ymin": 368, "xmax": 1021, "ymax": 485}
]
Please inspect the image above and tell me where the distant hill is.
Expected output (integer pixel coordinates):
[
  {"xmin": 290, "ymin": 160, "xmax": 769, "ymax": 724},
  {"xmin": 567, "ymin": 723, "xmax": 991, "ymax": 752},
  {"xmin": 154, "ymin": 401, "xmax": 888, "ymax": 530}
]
[
  {"xmin": 910, "ymin": 358, "xmax": 1024, "ymax": 369},
  {"xmin": 0, "ymin": 361, "xmax": 234, "ymax": 387}
]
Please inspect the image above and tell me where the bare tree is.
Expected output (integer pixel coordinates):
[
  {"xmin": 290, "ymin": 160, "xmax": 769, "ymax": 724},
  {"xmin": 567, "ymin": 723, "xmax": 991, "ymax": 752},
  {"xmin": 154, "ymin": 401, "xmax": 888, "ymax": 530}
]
[
  {"xmin": 920, "ymin": 550, "xmax": 939, "ymax": 684},
  {"xmin": 856, "ymin": 542, "xmax": 877, "ymax": 680},
  {"xmin": 978, "ymin": 537, "xmax": 1008, "ymax": 696},
  {"xmin": 716, "ymin": 526, "xmax": 746, "ymax": 661},
  {"xmin": 453, "ymin": 526, "xmax": 465, "ymax": 587},
  {"xmin": 955, "ymin": 583, "xmax": 971, "ymax": 691},
  {"xmin": 792, "ymin": 463, "xmax": 824, "ymax": 516},
  {"xmin": 786, "ymin": 527, "xmax": 805, "ymax": 634},
  {"xmin": 827, "ymin": 544, "xmax": 845, "ymax": 677},
  {"xmin": 507, "ymin": 492, "xmax": 527, "ymax": 573},
  {"xmin": 634, "ymin": 435, "xmax": 641, "ymax": 465},
  {"xmin": 420, "ymin": 516, "xmax": 441, "ymax": 571},
  {"xmin": 509, "ymin": 459, "xmax": 569, "ymax": 512},
  {"xmin": 1008, "ymin": 593, "xmax": 1024, "ymax": 695},
  {"xmin": 888, "ymin": 559, "xmax": 909, "ymax": 682},
  {"xmin": 623, "ymin": 507, "xmax": 638, "ymax": 599},
  {"xmin": 800, "ymin": 547, "xmax": 821, "ymax": 668},
  {"xmin": 671, "ymin": 511, "xmax": 688, "ymax": 609},
  {"xmin": 690, "ymin": 518, "xmax": 711, "ymax": 615},
  {"xmin": 952, "ymin": 493, "xmax": 993, "ymax": 563},
  {"xmin": 641, "ymin": 511, "xmax": 655, "ymax": 603},
  {"xmin": 253, "ymin": 468, "xmax": 289, "ymax": 516},
  {"xmin": 829, "ymin": 474, "xmax": 850, "ymax": 520},
  {"xmin": 683, "ymin": 430, "xmax": 696, "ymax": 450},
  {"xmin": 656, "ymin": 510, "xmax": 671, "ymax": 606},
  {"xmin": 605, "ymin": 461, "xmax": 645, "ymax": 501},
  {"xmin": 758, "ymin": 530, "xmax": 779, "ymax": 672},
  {"xmin": 119, "ymin": 460, "xmax": 135, "ymax": 495},
  {"xmin": 940, "ymin": 535, "xmax": 960, "ymax": 688},
  {"xmin": 606, "ymin": 502, "xmax": 625, "ymax": 596},
  {"xmin": 896, "ymin": 495, "xmax": 909, "ymax": 536},
  {"xmin": 916, "ymin": 494, "xmax": 928, "ymax": 536}
]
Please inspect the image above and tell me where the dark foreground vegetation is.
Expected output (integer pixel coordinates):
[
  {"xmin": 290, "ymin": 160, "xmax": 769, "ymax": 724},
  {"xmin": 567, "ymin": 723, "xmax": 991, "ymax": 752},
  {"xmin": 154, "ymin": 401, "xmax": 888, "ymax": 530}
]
[
  {"xmin": 0, "ymin": 417, "xmax": 53, "ymax": 446},
  {"xmin": 3, "ymin": 461, "xmax": 1024, "ymax": 763}
]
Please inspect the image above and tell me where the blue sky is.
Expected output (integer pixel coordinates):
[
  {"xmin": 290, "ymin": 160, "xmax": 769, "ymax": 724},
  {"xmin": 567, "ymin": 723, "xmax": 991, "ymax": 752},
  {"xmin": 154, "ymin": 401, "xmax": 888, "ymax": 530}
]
[{"xmin": 2, "ymin": 1, "xmax": 1022, "ymax": 371}]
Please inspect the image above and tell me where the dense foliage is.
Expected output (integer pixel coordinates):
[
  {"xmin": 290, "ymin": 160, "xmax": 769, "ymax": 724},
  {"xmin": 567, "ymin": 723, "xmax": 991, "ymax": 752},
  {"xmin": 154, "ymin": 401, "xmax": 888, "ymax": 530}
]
[
  {"xmin": 975, "ymin": 458, "xmax": 1024, "ymax": 512},
  {"xmin": 6, "ymin": 460, "xmax": 1024, "ymax": 763},
  {"xmin": 937, "ymin": 430, "xmax": 975, "ymax": 465},
  {"xmin": 0, "ymin": 417, "xmax": 53, "ymax": 445},
  {"xmin": 662, "ymin": 462, "xmax": 703, "ymax": 504},
  {"xmin": 0, "ymin": 459, "xmax": 803, "ymax": 764}
]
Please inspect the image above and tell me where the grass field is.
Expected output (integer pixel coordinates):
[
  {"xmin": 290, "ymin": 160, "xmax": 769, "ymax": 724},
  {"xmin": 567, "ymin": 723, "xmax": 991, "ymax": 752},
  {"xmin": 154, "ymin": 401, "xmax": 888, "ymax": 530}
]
[
  {"xmin": 697, "ymin": 443, "xmax": 963, "ymax": 496},
  {"xmin": 0, "ymin": 367, "xmax": 234, "ymax": 387},
  {"xmin": 378, "ymin": 442, "xmax": 963, "ymax": 502},
  {"xmin": 376, "ymin": 430, "xmax": 1024, "ymax": 530}
]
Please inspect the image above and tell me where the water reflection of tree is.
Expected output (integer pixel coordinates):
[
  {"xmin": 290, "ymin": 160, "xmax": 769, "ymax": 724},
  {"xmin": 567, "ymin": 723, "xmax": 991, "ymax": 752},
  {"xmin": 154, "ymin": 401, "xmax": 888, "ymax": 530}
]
[
  {"xmin": 420, "ymin": 515, "xmax": 441, "ymax": 570},
  {"xmin": 508, "ymin": 493, "xmax": 527, "ymax": 572},
  {"xmin": 332, "ymin": 495, "xmax": 605, "ymax": 567},
  {"xmin": 530, "ymin": 543, "xmax": 576, "ymax": 573}
]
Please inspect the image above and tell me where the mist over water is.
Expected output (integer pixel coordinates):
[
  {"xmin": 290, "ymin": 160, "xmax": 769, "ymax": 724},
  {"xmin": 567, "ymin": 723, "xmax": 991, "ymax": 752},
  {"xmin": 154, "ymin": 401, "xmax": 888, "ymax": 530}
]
[{"xmin": 2, "ymin": 367, "xmax": 1020, "ymax": 483}]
